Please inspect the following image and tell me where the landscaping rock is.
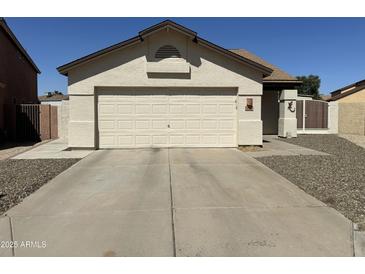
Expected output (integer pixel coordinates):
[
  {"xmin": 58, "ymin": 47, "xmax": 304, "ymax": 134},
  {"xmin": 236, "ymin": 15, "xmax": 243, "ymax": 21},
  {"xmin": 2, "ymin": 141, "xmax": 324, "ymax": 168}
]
[
  {"xmin": 0, "ymin": 159, "xmax": 80, "ymax": 215},
  {"xmin": 257, "ymin": 135, "xmax": 365, "ymax": 227}
]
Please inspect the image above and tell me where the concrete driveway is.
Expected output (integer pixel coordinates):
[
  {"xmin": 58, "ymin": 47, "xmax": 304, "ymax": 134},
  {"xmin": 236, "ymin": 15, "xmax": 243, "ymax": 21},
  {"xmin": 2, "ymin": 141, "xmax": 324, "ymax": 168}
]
[{"xmin": 1, "ymin": 148, "xmax": 353, "ymax": 256}]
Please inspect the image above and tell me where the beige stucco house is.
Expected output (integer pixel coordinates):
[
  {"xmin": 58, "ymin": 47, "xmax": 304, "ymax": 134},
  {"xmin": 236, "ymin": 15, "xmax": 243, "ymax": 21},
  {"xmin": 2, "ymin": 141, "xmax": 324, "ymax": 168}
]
[
  {"xmin": 328, "ymin": 79, "xmax": 365, "ymax": 135},
  {"xmin": 57, "ymin": 20, "xmax": 301, "ymax": 149}
]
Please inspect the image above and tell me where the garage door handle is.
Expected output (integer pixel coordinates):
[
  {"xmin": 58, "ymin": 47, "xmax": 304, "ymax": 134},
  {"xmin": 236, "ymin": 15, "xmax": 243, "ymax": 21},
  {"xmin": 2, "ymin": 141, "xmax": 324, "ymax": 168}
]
[{"xmin": 167, "ymin": 124, "xmax": 170, "ymax": 128}]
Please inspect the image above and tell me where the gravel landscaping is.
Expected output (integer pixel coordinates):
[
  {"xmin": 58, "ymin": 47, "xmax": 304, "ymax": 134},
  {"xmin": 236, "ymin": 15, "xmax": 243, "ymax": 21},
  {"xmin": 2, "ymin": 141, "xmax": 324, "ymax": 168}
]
[
  {"xmin": 0, "ymin": 159, "xmax": 80, "ymax": 215},
  {"xmin": 257, "ymin": 135, "xmax": 365, "ymax": 227}
]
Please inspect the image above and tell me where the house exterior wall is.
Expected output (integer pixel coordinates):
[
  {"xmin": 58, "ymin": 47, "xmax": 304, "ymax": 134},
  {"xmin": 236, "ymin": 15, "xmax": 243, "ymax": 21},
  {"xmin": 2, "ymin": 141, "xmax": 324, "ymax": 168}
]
[
  {"xmin": 0, "ymin": 26, "xmax": 38, "ymax": 141},
  {"xmin": 262, "ymin": 90, "xmax": 279, "ymax": 135},
  {"xmin": 66, "ymin": 29, "xmax": 264, "ymax": 148},
  {"xmin": 57, "ymin": 100, "xmax": 69, "ymax": 141}
]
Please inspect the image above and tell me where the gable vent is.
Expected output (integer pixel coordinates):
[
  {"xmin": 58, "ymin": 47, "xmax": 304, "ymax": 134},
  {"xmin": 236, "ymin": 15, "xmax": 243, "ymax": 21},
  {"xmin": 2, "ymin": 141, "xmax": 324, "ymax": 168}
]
[{"xmin": 155, "ymin": 45, "xmax": 181, "ymax": 58}]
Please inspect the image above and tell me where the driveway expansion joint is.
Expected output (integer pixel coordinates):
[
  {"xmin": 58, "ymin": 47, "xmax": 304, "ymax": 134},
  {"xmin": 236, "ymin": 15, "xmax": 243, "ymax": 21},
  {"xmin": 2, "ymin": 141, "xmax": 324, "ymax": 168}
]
[
  {"xmin": 6, "ymin": 215, "xmax": 15, "ymax": 257},
  {"xmin": 168, "ymin": 148, "xmax": 177, "ymax": 257}
]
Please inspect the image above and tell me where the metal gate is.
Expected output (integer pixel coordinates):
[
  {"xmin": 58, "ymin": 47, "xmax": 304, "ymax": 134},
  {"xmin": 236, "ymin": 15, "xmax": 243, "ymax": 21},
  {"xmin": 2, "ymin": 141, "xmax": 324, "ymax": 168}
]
[
  {"xmin": 16, "ymin": 104, "xmax": 58, "ymax": 142},
  {"xmin": 16, "ymin": 104, "xmax": 41, "ymax": 141},
  {"xmin": 297, "ymin": 100, "xmax": 328, "ymax": 130}
]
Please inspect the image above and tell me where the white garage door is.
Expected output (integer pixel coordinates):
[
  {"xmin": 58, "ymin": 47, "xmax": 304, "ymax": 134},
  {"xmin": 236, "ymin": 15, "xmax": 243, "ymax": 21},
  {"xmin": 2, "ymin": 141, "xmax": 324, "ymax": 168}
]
[{"xmin": 97, "ymin": 89, "xmax": 237, "ymax": 148}]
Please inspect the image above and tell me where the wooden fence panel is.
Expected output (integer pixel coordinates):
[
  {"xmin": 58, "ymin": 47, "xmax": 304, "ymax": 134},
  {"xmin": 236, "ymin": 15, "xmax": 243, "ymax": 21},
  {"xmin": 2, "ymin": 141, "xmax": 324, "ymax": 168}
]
[
  {"xmin": 40, "ymin": 104, "xmax": 51, "ymax": 140},
  {"xmin": 50, "ymin": 106, "xmax": 58, "ymax": 139}
]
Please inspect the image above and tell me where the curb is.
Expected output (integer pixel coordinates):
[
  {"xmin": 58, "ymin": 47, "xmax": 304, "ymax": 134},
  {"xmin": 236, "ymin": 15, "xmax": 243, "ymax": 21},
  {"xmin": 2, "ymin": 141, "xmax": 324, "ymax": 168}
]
[{"xmin": 353, "ymin": 223, "xmax": 365, "ymax": 257}]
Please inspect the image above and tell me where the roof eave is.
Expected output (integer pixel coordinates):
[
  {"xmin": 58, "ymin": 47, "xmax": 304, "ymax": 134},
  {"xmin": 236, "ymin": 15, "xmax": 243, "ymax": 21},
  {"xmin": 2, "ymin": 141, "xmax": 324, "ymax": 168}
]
[
  {"xmin": 263, "ymin": 79, "xmax": 302, "ymax": 84},
  {"xmin": 57, "ymin": 36, "xmax": 141, "ymax": 75},
  {"xmin": 57, "ymin": 20, "xmax": 274, "ymax": 77}
]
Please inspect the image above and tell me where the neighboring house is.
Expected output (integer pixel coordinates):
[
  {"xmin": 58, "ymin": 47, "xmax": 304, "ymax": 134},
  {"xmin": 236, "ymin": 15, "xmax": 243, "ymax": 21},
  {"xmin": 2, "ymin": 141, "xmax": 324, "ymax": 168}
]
[
  {"xmin": 0, "ymin": 18, "xmax": 40, "ymax": 141},
  {"xmin": 57, "ymin": 20, "xmax": 301, "ymax": 149},
  {"xmin": 328, "ymin": 79, "xmax": 365, "ymax": 136},
  {"xmin": 320, "ymin": 94, "xmax": 331, "ymax": 101},
  {"xmin": 39, "ymin": 92, "xmax": 69, "ymax": 106},
  {"xmin": 328, "ymin": 79, "xmax": 365, "ymax": 102}
]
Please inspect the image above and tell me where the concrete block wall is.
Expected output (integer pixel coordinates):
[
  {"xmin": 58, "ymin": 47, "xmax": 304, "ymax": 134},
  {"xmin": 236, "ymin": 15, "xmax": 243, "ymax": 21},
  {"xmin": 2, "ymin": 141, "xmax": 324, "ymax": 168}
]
[{"xmin": 338, "ymin": 103, "xmax": 365, "ymax": 135}]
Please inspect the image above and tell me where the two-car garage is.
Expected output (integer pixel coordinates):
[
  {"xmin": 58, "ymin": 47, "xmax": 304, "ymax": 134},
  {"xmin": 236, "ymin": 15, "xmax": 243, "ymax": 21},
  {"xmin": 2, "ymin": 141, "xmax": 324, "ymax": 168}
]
[
  {"xmin": 58, "ymin": 20, "xmax": 296, "ymax": 149},
  {"xmin": 97, "ymin": 88, "xmax": 238, "ymax": 148}
]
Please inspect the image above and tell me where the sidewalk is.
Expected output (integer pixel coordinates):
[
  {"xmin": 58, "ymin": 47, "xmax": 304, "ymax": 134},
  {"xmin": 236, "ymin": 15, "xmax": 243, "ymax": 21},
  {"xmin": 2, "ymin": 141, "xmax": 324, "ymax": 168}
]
[
  {"xmin": 12, "ymin": 139, "xmax": 94, "ymax": 159},
  {"xmin": 0, "ymin": 141, "xmax": 47, "ymax": 160},
  {"xmin": 242, "ymin": 135, "xmax": 328, "ymax": 158}
]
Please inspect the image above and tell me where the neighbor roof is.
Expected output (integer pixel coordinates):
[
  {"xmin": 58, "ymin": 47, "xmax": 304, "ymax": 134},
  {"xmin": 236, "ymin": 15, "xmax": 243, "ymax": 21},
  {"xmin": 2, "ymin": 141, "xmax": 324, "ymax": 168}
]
[
  {"xmin": 39, "ymin": 94, "xmax": 69, "ymax": 102},
  {"xmin": 230, "ymin": 49, "xmax": 300, "ymax": 83},
  {"xmin": 330, "ymin": 79, "xmax": 365, "ymax": 95},
  {"xmin": 57, "ymin": 20, "xmax": 273, "ymax": 77},
  {"xmin": 328, "ymin": 79, "xmax": 365, "ymax": 101},
  {"xmin": 0, "ymin": 18, "xmax": 41, "ymax": 73}
]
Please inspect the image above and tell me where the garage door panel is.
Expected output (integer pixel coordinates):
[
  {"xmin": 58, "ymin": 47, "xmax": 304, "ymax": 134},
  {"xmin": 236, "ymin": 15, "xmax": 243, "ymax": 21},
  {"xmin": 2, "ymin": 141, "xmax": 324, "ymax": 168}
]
[
  {"xmin": 99, "ymin": 104, "xmax": 115, "ymax": 114},
  {"xmin": 135, "ymin": 120, "xmax": 150, "ymax": 129},
  {"xmin": 118, "ymin": 135, "xmax": 134, "ymax": 146},
  {"xmin": 170, "ymin": 119, "xmax": 185, "ymax": 129},
  {"xmin": 186, "ymin": 120, "xmax": 200, "ymax": 129},
  {"xmin": 202, "ymin": 104, "xmax": 217, "ymax": 114},
  {"xmin": 152, "ymin": 135, "xmax": 168, "ymax": 145},
  {"xmin": 135, "ymin": 104, "xmax": 151, "ymax": 114},
  {"xmin": 220, "ymin": 119, "xmax": 235, "ymax": 129},
  {"xmin": 219, "ymin": 104, "xmax": 235, "ymax": 113},
  {"xmin": 98, "ymin": 89, "xmax": 237, "ymax": 148},
  {"xmin": 169, "ymin": 104, "xmax": 184, "ymax": 113},
  {"xmin": 202, "ymin": 135, "xmax": 218, "ymax": 145},
  {"xmin": 152, "ymin": 104, "xmax": 168, "ymax": 114},
  {"xmin": 99, "ymin": 135, "xmax": 116, "ymax": 147},
  {"xmin": 99, "ymin": 120, "xmax": 115, "ymax": 130},
  {"xmin": 136, "ymin": 135, "xmax": 151, "ymax": 146},
  {"xmin": 186, "ymin": 104, "xmax": 200, "ymax": 114},
  {"xmin": 202, "ymin": 120, "xmax": 218, "ymax": 129},
  {"xmin": 186, "ymin": 135, "xmax": 200, "ymax": 145},
  {"xmin": 118, "ymin": 104, "xmax": 134, "ymax": 114},
  {"xmin": 170, "ymin": 135, "xmax": 184, "ymax": 145},
  {"xmin": 118, "ymin": 120, "xmax": 133, "ymax": 129}
]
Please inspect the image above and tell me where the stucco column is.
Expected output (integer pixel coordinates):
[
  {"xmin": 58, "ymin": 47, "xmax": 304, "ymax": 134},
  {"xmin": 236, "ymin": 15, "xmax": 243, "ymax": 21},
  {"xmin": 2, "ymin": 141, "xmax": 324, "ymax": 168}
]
[
  {"xmin": 328, "ymin": 101, "xmax": 338, "ymax": 134},
  {"xmin": 278, "ymin": 89, "xmax": 297, "ymax": 138},
  {"xmin": 237, "ymin": 95, "xmax": 263, "ymax": 146}
]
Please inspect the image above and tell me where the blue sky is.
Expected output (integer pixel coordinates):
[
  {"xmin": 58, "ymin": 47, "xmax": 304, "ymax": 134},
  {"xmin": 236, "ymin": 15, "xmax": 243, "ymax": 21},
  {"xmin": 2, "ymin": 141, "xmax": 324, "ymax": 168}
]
[{"xmin": 5, "ymin": 17, "xmax": 365, "ymax": 95}]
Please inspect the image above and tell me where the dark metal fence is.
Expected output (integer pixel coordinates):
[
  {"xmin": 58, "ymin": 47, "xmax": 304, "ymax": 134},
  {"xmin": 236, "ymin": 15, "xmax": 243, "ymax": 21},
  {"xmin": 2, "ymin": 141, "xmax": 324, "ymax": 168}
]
[
  {"xmin": 15, "ymin": 104, "xmax": 58, "ymax": 142},
  {"xmin": 16, "ymin": 104, "xmax": 40, "ymax": 141}
]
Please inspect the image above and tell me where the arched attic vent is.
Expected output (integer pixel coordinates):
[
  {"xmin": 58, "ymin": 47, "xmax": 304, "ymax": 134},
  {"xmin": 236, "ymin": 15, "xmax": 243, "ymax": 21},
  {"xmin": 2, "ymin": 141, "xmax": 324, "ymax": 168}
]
[{"xmin": 155, "ymin": 45, "xmax": 181, "ymax": 59}]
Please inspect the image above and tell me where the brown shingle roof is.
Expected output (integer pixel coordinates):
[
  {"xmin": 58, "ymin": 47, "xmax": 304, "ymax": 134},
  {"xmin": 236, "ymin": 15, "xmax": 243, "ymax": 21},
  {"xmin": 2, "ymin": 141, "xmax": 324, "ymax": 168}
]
[{"xmin": 230, "ymin": 49, "xmax": 299, "ymax": 82}]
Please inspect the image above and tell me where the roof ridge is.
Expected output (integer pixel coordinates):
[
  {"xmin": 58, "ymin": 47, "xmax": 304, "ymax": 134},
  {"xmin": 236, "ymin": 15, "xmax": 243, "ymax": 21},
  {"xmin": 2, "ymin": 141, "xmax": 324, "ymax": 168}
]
[{"xmin": 230, "ymin": 48, "xmax": 299, "ymax": 82}]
